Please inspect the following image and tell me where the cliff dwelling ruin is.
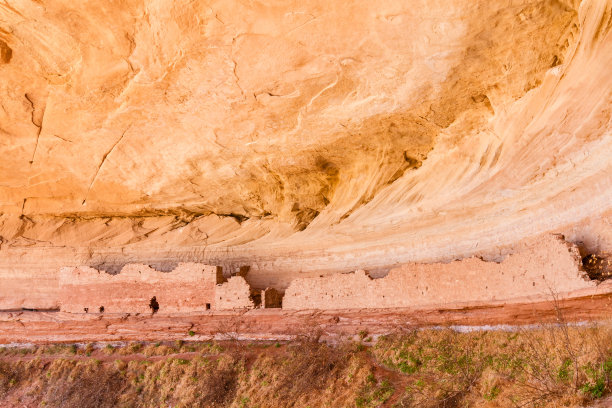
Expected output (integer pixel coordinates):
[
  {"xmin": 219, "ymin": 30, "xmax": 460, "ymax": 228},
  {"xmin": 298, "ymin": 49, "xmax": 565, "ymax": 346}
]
[
  {"xmin": 0, "ymin": 0, "xmax": 609, "ymax": 355},
  {"xmin": 1, "ymin": 234, "xmax": 609, "ymax": 315},
  {"xmin": 57, "ymin": 263, "xmax": 275, "ymax": 313}
]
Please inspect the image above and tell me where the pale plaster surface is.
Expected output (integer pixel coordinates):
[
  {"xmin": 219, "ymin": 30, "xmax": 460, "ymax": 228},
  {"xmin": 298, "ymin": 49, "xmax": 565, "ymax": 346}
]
[
  {"xmin": 214, "ymin": 276, "xmax": 255, "ymax": 310},
  {"xmin": 283, "ymin": 235, "xmax": 597, "ymax": 309}
]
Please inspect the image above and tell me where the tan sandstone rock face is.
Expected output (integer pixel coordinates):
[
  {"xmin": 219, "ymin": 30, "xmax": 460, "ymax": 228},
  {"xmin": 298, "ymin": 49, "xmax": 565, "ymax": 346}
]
[{"xmin": 0, "ymin": 0, "xmax": 611, "ymax": 288}]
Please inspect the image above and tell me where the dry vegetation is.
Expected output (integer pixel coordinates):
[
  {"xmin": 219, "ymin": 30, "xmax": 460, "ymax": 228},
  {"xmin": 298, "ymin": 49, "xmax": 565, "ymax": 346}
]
[{"xmin": 0, "ymin": 323, "xmax": 611, "ymax": 408}]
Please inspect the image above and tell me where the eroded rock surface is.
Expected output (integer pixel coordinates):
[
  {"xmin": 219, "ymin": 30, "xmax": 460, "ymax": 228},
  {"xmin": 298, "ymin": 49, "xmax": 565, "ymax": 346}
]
[{"xmin": 0, "ymin": 0, "xmax": 611, "ymax": 288}]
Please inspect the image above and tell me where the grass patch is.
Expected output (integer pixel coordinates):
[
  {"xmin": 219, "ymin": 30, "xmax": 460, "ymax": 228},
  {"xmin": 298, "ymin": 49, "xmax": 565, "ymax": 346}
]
[{"xmin": 0, "ymin": 322, "xmax": 611, "ymax": 407}]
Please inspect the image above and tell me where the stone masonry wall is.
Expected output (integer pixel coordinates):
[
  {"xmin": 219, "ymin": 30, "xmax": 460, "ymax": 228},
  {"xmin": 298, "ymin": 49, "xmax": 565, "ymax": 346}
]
[
  {"xmin": 283, "ymin": 235, "xmax": 596, "ymax": 310},
  {"xmin": 2, "ymin": 234, "xmax": 603, "ymax": 313},
  {"xmin": 214, "ymin": 276, "xmax": 255, "ymax": 310},
  {"xmin": 59, "ymin": 263, "xmax": 224, "ymax": 314}
]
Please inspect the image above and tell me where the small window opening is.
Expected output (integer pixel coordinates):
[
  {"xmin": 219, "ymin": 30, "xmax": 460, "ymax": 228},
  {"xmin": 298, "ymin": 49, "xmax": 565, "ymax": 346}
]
[
  {"xmin": 84, "ymin": 307, "xmax": 88, "ymax": 313},
  {"xmin": 99, "ymin": 306, "xmax": 105, "ymax": 313},
  {"xmin": 205, "ymin": 303, "xmax": 211, "ymax": 310}
]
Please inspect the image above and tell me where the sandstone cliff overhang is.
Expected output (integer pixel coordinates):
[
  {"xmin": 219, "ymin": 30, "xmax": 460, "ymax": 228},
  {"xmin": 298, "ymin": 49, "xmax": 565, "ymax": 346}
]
[{"xmin": 0, "ymin": 0, "xmax": 610, "ymax": 286}]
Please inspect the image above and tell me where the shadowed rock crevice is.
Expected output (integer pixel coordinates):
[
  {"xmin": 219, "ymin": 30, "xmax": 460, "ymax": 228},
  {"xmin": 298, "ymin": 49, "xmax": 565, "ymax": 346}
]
[
  {"xmin": 582, "ymin": 254, "xmax": 612, "ymax": 281},
  {"xmin": 0, "ymin": 40, "xmax": 12, "ymax": 64}
]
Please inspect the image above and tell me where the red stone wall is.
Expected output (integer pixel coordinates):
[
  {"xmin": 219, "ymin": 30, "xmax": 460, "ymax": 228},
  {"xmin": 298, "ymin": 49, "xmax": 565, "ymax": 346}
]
[{"xmin": 59, "ymin": 263, "xmax": 223, "ymax": 314}]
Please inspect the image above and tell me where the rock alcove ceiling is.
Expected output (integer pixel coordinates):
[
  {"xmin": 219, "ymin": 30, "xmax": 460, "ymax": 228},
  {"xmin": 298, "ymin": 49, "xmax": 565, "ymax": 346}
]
[{"xmin": 0, "ymin": 0, "xmax": 611, "ymax": 290}]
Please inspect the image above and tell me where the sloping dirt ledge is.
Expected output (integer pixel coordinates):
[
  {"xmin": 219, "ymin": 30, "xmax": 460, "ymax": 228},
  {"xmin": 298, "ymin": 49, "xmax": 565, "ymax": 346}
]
[{"xmin": 1, "ymin": 285, "xmax": 611, "ymax": 345}]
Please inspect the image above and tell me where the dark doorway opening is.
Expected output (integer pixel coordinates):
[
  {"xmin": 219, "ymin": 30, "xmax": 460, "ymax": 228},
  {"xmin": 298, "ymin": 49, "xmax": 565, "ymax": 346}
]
[
  {"xmin": 149, "ymin": 296, "xmax": 160, "ymax": 314},
  {"xmin": 99, "ymin": 306, "xmax": 105, "ymax": 313},
  {"xmin": 205, "ymin": 303, "xmax": 211, "ymax": 310},
  {"xmin": 582, "ymin": 254, "xmax": 612, "ymax": 281}
]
